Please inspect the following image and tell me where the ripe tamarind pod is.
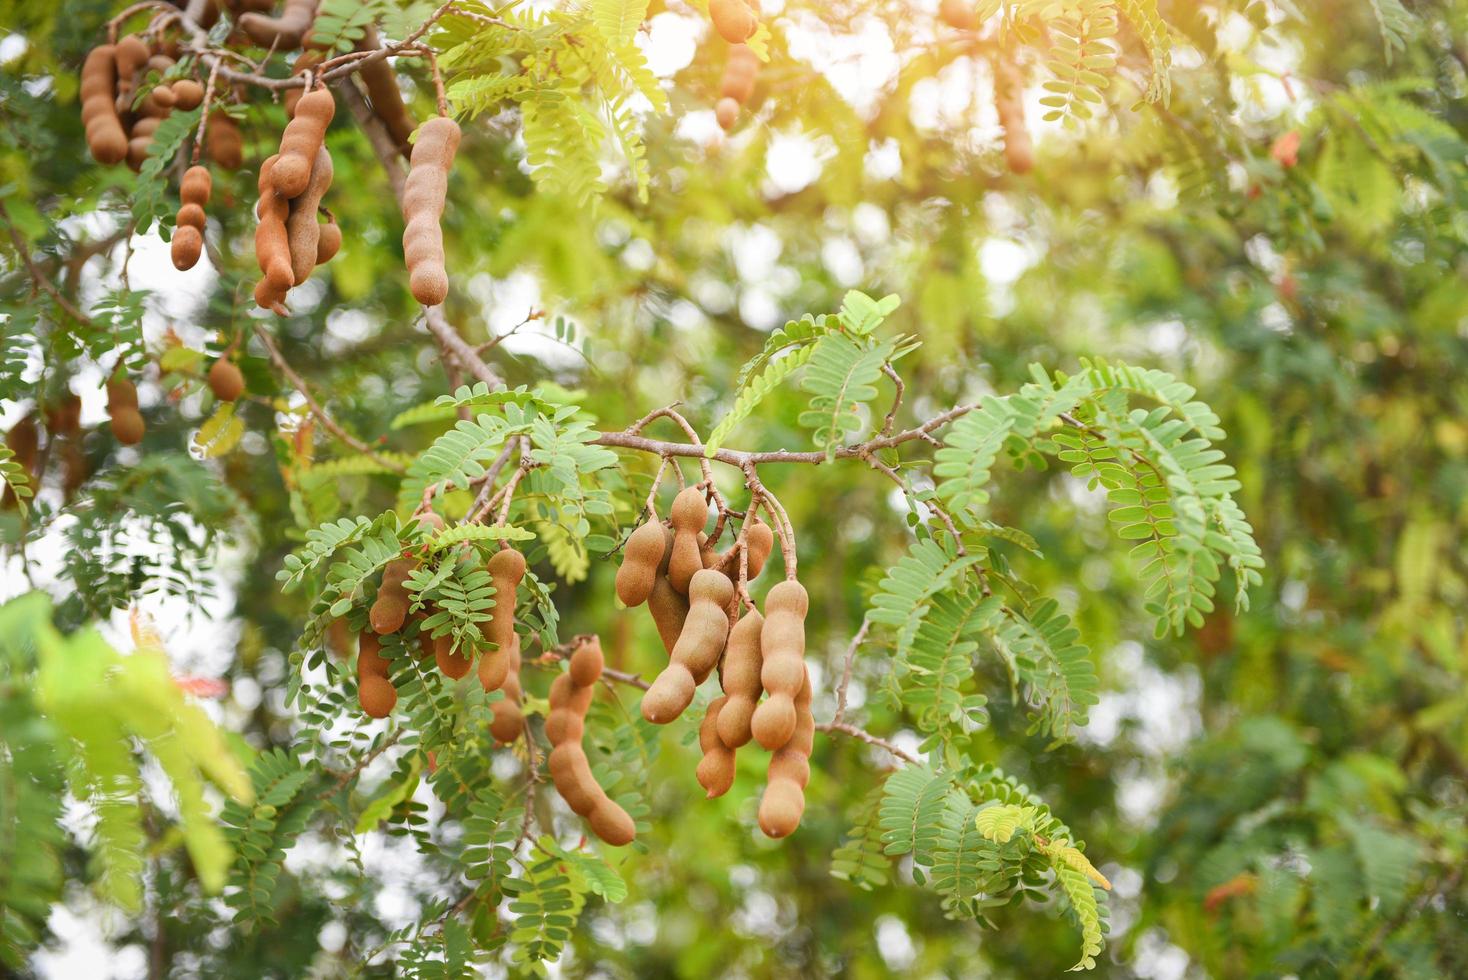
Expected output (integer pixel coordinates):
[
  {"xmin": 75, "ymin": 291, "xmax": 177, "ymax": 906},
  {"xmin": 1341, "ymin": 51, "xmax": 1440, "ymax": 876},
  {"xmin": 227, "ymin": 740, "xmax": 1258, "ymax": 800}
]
[
  {"xmin": 667, "ymin": 486, "xmax": 707, "ymax": 594},
  {"xmin": 478, "ymin": 548, "xmax": 526, "ymax": 693},
  {"xmin": 544, "ymin": 672, "xmax": 594, "ymax": 744},
  {"xmin": 357, "ymin": 25, "xmax": 416, "ymax": 155},
  {"xmin": 710, "ymin": 516, "xmax": 774, "ymax": 582},
  {"xmin": 720, "ymin": 44, "xmax": 759, "ymax": 103},
  {"xmin": 106, "ymin": 375, "xmax": 138, "ymax": 411},
  {"xmin": 82, "ymin": 46, "xmax": 128, "ymax": 165},
  {"xmin": 170, "ymin": 78, "xmax": 204, "ymax": 110},
  {"xmin": 255, "ymin": 155, "xmax": 294, "ymax": 307},
  {"xmin": 434, "ymin": 632, "xmax": 472, "ymax": 679},
  {"xmin": 147, "ymin": 82, "xmax": 177, "ymax": 110},
  {"xmin": 642, "ymin": 569, "xmax": 735, "ymax": 724},
  {"xmin": 648, "ymin": 574, "xmax": 690, "ymax": 656},
  {"xmin": 181, "ymin": 163, "xmax": 212, "ymax": 206},
  {"xmin": 357, "ymin": 631, "xmax": 397, "ymax": 718},
  {"xmin": 401, "ymin": 116, "xmax": 462, "ymax": 306},
  {"xmin": 171, "ymin": 225, "xmax": 203, "ymax": 271},
  {"xmin": 113, "ymin": 35, "xmax": 150, "ymax": 103},
  {"xmin": 315, "ymin": 214, "xmax": 341, "ymax": 265},
  {"xmin": 757, "ymin": 668, "xmax": 813, "ymax": 838},
  {"xmin": 285, "ymin": 146, "xmax": 333, "ymax": 284},
  {"xmin": 568, "ymin": 633, "xmax": 605, "ymax": 688},
  {"xmin": 715, "ymin": 608, "xmax": 763, "ymax": 748},
  {"xmin": 695, "ymin": 696, "xmax": 736, "ymax": 798},
  {"xmin": 616, "ymin": 518, "xmax": 666, "ymax": 607},
  {"xmin": 715, "ymin": 97, "xmax": 740, "ymax": 132},
  {"xmin": 110, "ymin": 408, "xmax": 145, "ymax": 445},
  {"xmin": 271, "ymin": 87, "xmax": 334, "ymax": 199},
  {"xmin": 238, "ymin": 0, "xmax": 320, "ymax": 51},
  {"xmin": 370, "ymin": 558, "xmax": 414, "ymax": 634},
  {"xmin": 208, "ymin": 359, "xmax": 244, "ymax": 401},
  {"xmin": 205, "ymin": 112, "xmax": 242, "ymax": 170},
  {"xmin": 710, "ymin": 0, "xmax": 758, "ymax": 43},
  {"xmin": 940, "ymin": 0, "xmax": 979, "ymax": 30},
  {"xmin": 283, "ymin": 50, "xmax": 323, "ymax": 118},
  {"xmin": 543, "ymin": 638, "xmax": 636, "ymax": 846},
  {"xmin": 489, "ymin": 634, "xmax": 524, "ymax": 743},
  {"xmin": 993, "ymin": 55, "xmax": 1033, "ymax": 175},
  {"xmin": 172, "ymin": 165, "xmax": 212, "ymax": 271},
  {"xmin": 750, "ymin": 580, "xmax": 809, "ymax": 750}
]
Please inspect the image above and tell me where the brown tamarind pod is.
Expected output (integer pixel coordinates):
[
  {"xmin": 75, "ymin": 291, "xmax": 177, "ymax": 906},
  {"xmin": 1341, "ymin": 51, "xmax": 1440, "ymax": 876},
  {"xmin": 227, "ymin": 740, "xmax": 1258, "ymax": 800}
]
[
  {"xmin": 568, "ymin": 633, "xmax": 605, "ymax": 688},
  {"xmin": 171, "ymin": 226, "xmax": 203, "ymax": 271},
  {"xmin": 544, "ymin": 672, "xmax": 594, "ymax": 744},
  {"xmin": 478, "ymin": 548, "xmax": 526, "ymax": 693},
  {"xmin": 357, "ymin": 25, "xmax": 416, "ymax": 155},
  {"xmin": 2, "ymin": 416, "xmax": 37, "ymax": 508},
  {"xmin": 642, "ymin": 569, "xmax": 734, "ymax": 724},
  {"xmin": 285, "ymin": 146, "xmax": 333, "ymax": 285},
  {"xmin": 315, "ymin": 214, "xmax": 341, "ymax": 265},
  {"xmin": 695, "ymin": 696, "xmax": 736, "ymax": 798},
  {"xmin": 207, "ymin": 359, "xmax": 244, "ymax": 402},
  {"xmin": 271, "ymin": 87, "xmax": 334, "ymax": 199},
  {"xmin": 710, "ymin": 516, "xmax": 774, "ymax": 582},
  {"xmin": 648, "ymin": 575, "xmax": 690, "ymax": 656},
  {"xmin": 616, "ymin": 518, "xmax": 666, "ymax": 607},
  {"xmin": 750, "ymin": 580, "xmax": 809, "ymax": 750},
  {"xmin": 81, "ymin": 45, "xmax": 128, "ymax": 165},
  {"xmin": 106, "ymin": 375, "xmax": 138, "ymax": 411},
  {"xmin": 543, "ymin": 635, "xmax": 636, "ymax": 845},
  {"xmin": 239, "ymin": 0, "xmax": 320, "ymax": 51},
  {"xmin": 255, "ymin": 155, "xmax": 294, "ymax": 309},
  {"xmin": 757, "ymin": 668, "xmax": 813, "ymax": 838},
  {"xmin": 710, "ymin": 0, "xmax": 758, "ymax": 43},
  {"xmin": 667, "ymin": 486, "xmax": 707, "ymax": 594},
  {"xmin": 109, "ymin": 409, "xmax": 145, "ymax": 445},
  {"xmin": 283, "ymin": 50, "xmax": 323, "ymax": 118},
  {"xmin": 401, "ymin": 116, "xmax": 462, "ymax": 307},
  {"xmin": 205, "ymin": 112, "xmax": 242, "ymax": 170},
  {"xmin": 113, "ymin": 35, "xmax": 150, "ymax": 104},
  {"xmin": 720, "ymin": 44, "xmax": 759, "ymax": 104},
  {"xmin": 434, "ymin": 632, "xmax": 472, "ymax": 679},
  {"xmin": 357, "ymin": 631, "xmax": 397, "ymax": 718},
  {"xmin": 488, "ymin": 634, "xmax": 524, "ymax": 743},
  {"xmin": 171, "ymin": 165, "xmax": 212, "ymax": 271},
  {"xmin": 325, "ymin": 617, "xmax": 353, "ymax": 660},
  {"xmin": 370, "ymin": 558, "xmax": 414, "ymax": 634},
  {"xmin": 940, "ymin": 0, "xmax": 979, "ymax": 29},
  {"xmin": 715, "ymin": 97, "xmax": 740, "ymax": 132},
  {"xmin": 181, "ymin": 163, "xmax": 212, "ymax": 206},
  {"xmin": 716, "ymin": 608, "xmax": 763, "ymax": 748},
  {"xmin": 993, "ymin": 55, "xmax": 1033, "ymax": 175},
  {"xmin": 148, "ymin": 82, "xmax": 177, "ymax": 110},
  {"xmin": 170, "ymin": 78, "xmax": 204, "ymax": 110}
]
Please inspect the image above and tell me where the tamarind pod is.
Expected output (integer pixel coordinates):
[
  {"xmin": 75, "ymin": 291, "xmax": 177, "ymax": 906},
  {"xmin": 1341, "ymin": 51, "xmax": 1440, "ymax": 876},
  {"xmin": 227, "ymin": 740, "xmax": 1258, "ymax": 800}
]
[
  {"xmin": 715, "ymin": 608, "xmax": 763, "ymax": 748},
  {"xmin": 148, "ymin": 83, "xmax": 177, "ymax": 110},
  {"xmin": 696, "ymin": 696, "xmax": 736, "ymax": 798},
  {"xmin": 208, "ymin": 359, "xmax": 244, "ymax": 401},
  {"xmin": 147, "ymin": 54, "xmax": 175, "ymax": 74},
  {"xmin": 126, "ymin": 135, "xmax": 154, "ymax": 173},
  {"xmin": 357, "ymin": 25, "xmax": 415, "ymax": 154},
  {"xmin": 325, "ymin": 618, "xmax": 353, "ymax": 660},
  {"xmin": 286, "ymin": 146, "xmax": 333, "ymax": 285},
  {"xmin": 110, "ymin": 408, "xmax": 145, "ymax": 445},
  {"xmin": 181, "ymin": 164, "xmax": 212, "ymax": 205},
  {"xmin": 81, "ymin": 46, "xmax": 129, "ymax": 164},
  {"xmin": 742, "ymin": 519, "xmax": 775, "ymax": 579},
  {"xmin": 615, "ymin": 519, "xmax": 666, "ymax": 607},
  {"xmin": 401, "ymin": 116, "xmax": 462, "ymax": 306},
  {"xmin": 224, "ymin": 0, "xmax": 274, "ymax": 12},
  {"xmin": 171, "ymin": 225, "xmax": 204, "ymax": 271},
  {"xmin": 283, "ymin": 50, "xmax": 323, "ymax": 118},
  {"xmin": 489, "ymin": 634, "xmax": 524, "ymax": 743},
  {"xmin": 750, "ymin": 580, "xmax": 809, "ymax": 750},
  {"xmin": 359, "ymin": 674, "xmax": 397, "ymax": 718},
  {"xmin": 720, "ymin": 46, "xmax": 759, "ymax": 103},
  {"xmin": 358, "ymin": 630, "xmax": 390, "ymax": 676},
  {"xmin": 238, "ymin": 0, "xmax": 320, "ymax": 51},
  {"xmin": 252, "ymin": 279, "xmax": 289, "ymax": 315},
  {"xmin": 568, "ymin": 634, "xmax": 605, "ymax": 688},
  {"xmin": 478, "ymin": 548, "xmax": 526, "ymax": 693},
  {"xmin": 170, "ymin": 78, "xmax": 204, "ymax": 110},
  {"xmin": 544, "ymin": 679, "xmax": 593, "ymax": 744},
  {"xmin": 667, "ymin": 486, "xmax": 707, "ymax": 594},
  {"xmin": 205, "ymin": 112, "xmax": 242, "ymax": 169},
  {"xmin": 710, "ymin": 0, "xmax": 758, "ymax": 43},
  {"xmin": 315, "ymin": 215, "xmax": 341, "ymax": 265},
  {"xmin": 370, "ymin": 558, "xmax": 413, "ymax": 634},
  {"xmin": 647, "ymin": 575, "xmax": 690, "ymax": 656},
  {"xmin": 45, "ymin": 395, "xmax": 82, "ymax": 437},
  {"xmin": 940, "ymin": 0, "xmax": 980, "ymax": 30},
  {"xmin": 547, "ymin": 745, "xmax": 636, "ymax": 846},
  {"xmin": 113, "ymin": 35, "xmax": 150, "ymax": 101},
  {"xmin": 1, "ymin": 416, "xmax": 36, "ymax": 508},
  {"xmin": 255, "ymin": 156, "xmax": 295, "ymax": 301},
  {"xmin": 434, "ymin": 632, "xmax": 472, "ymax": 679},
  {"xmin": 271, "ymin": 87, "xmax": 334, "ymax": 198},
  {"xmin": 757, "ymin": 668, "xmax": 813, "ymax": 838},
  {"xmin": 720, "ymin": 71, "xmax": 754, "ymax": 105},
  {"xmin": 993, "ymin": 56, "xmax": 1033, "ymax": 175},
  {"xmin": 715, "ymin": 97, "xmax": 740, "ymax": 132},
  {"xmin": 176, "ymin": 203, "xmax": 206, "ymax": 230},
  {"xmin": 642, "ymin": 569, "xmax": 734, "ymax": 724},
  {"xmin": 106, "ymin": 376, "xmax": 139, "ymax": 411},
  {"xmin": 588, "ymin": 801, "xmax": 636, "ymax": 847}
]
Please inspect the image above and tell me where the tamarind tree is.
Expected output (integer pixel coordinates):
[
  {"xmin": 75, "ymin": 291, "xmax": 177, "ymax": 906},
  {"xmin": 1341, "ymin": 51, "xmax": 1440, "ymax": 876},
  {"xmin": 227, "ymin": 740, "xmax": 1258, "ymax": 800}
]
[{"xmin": 3, "ymin": 0, "xmax": 1466, "ymax": 976}]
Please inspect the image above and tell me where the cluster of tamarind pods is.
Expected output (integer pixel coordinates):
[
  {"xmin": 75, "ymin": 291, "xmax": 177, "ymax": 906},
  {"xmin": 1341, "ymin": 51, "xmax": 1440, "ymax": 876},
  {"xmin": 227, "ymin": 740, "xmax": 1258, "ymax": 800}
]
[
  {"xmin": 708, "ymin": 0, "xmax": 762, "ymax": 132},
  {"xmin": 2, "ymin": 395, "xmax": 86, "ymax": 509}
]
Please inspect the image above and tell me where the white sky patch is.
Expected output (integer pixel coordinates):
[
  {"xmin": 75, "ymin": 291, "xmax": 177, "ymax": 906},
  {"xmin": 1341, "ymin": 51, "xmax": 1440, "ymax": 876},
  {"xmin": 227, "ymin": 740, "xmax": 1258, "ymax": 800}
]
[
  {"xmin": 641, "ymin": 11, "xmax": 702, "ymax": 78},
  {"xmin": 762, "ymin": 130, "xmax": 829, "ymax": 196},
  {"xmin": 784, "ymin": 11, "xmax": 901, "ymax": 118}
]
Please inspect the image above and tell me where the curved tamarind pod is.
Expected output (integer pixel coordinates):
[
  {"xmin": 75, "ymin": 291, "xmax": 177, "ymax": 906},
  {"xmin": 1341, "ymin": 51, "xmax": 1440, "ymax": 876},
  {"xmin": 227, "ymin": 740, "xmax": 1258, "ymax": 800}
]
[
  {"xmin": 370, "ymin": 558, "xmax": 413, "ymax": 634},
  {"xmin": 271, "ymin": 87, "xmax": 334, "ymax": 198},
  {"xmin": 710, "ymin": 516, "xmax": 774, "ymax": 582},
  {"xmin": 696, "ymin": 696, "xmax": 736, "ymax": 798},
  {"xmin": 208, "ymin": 359, "xmax": 244, "ymax": 401},
  {"xmin": 940, "ymin": 0, "xmax": 979, "ymax": 30},
  {"xmin": 647, "ymin": 575, "xmax": 690, "ymax": 656},
  {"xmin": 544, "ymin": 673, "xmax": 594, "ymax": 744},
  {"xmin": 357, "ymin": 25, "xmax": 416, "ymax": 155},
  {"xmin": 710, "ymin": 0, "xmax": 758, "ymax": 43},
  {"xmin": 616, "ymin": 518, "xmax": 666, "ymax": 607},
  {"xmin": 401, "ymin": 116, "xmax": 462, "ymax": 306},
  {"xmin": 548, "ymin": 744, "xmax": 636, "ymax": 846},
  {"xmin": 478, "ymin": 548, "xmax": 526, "ymax": 693},
  {"xmin": 239, "ymin": 0, "xmax": 320, "ymax": 51},
  {"xmin": 716, "ymin": 608, "xmax": 763, "ymax": 748},
  {"xmin": 205, "ymin": 112, "xmax": 242, "ymax": 169},
  {"xmin": 285, "ymin": 146, "xmax": 332, "ymax": 284},
  {"xmin": 750, "ymin": 580, "xmax": 808, "ymax": 750},
  {"xmin": 81, "ymin": 46, "xmax": 127, "ymax": 165},
  {"xmin": 283, "ymin": 50, "xmax": 323, "ymax": 118},
  {"xmin": 357, "ymin": 631, "xmax": 397, "ymax": 718},
  {"xmin": 488, "ymin": 634, "xmax": 524, "ymax": 743},
  {"xmin": 113, "ymin": 35, "xmax": 150, "ymax": 103},
  {"xmin": 667, "ymin": 486, "xmax": 707, "ymax": 594},
  {"xmin": 315, "ymin": 214, "xmax": 341, "ymax": 265},
  {"xmin": 170, "ymin": 79, "xmax": 204, "ymax": 110},
  {"xmin": 148, "ymin": 82, "xmax": 177, "ymax": 110},
  {"xmin": 255, "ymin": 155, "xmax": 294, "ymax": 307},
  {"xmin": 642, "ymin": 570, "xmax": 734, "ymax": 724},
  {"xmin": 993, "ymin": 55, "xmax": 1033, "ymax": 175},
  {"xmin": 715, "ymin": 97, "xmax": 739, "ymax": 132},
  {"xmin": 757, "ymin": 668, "xmax": 813, "ymax": 838},
  {"xmin": 434, "ymin": 632, "xmax": 472, "ymax": 679}
]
